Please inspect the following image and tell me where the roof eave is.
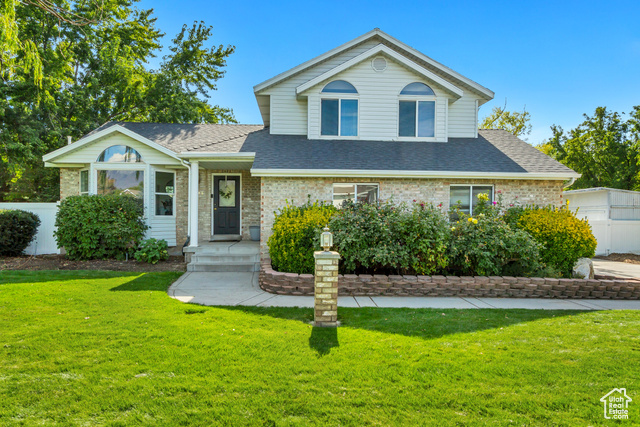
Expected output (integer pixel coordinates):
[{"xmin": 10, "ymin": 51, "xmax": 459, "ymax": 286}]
[{"xmin": 250, "ymin": 169, "xmax": 580, "ymax": 180}]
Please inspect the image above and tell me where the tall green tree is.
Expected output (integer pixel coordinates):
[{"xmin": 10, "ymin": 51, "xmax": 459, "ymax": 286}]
[
  {"xmin": 0, "ymin": 0, "xmax": 235, "ymax": 201},
  {"xmin": 539, "ymin": 106, "xmax": 640, "ymax": 190},
  {"xmin": 480, "ymin": 102, "xmax": 532, "ymax": 139}
]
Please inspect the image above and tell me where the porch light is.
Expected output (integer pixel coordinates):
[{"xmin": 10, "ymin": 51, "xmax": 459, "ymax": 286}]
[{"xmin": 320, "ymin": 226, "xmax": 333, "ymax": 252}]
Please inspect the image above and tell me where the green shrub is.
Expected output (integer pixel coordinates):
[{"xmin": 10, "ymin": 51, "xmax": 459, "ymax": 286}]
[
  {"xmin": 134, "ymin": 238, "xmax": 169, "ymax": 264},
  {"xmin": 54, "ymin": 194, "xmax": 148, "ymax": 260},
  {"xmin": 0, "ymin": 209, "xmax": 41, "ymax": 256},
  {"xmin": 516, "ymin": 206, "xmax": 597, "ymax": 277},
  {"xmin": 329, "ymin": 200, "xmax": 450, "ymax": 275},
  {"xmin": 267, "ymin": 199, "xmax": 338, "ymax": 274},
  {"xmin": 447, "ymin": 212, "xmax": 543, "ymax": 277}
]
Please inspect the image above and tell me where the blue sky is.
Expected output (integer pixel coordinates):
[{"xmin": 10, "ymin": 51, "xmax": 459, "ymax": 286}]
[{"xmin": 138, "ymin": 0, "xmax": 640, "ymax": 145}]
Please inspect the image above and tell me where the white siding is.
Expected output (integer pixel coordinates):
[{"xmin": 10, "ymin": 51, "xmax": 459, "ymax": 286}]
[
  {"xmin": 147, "ymin": 167, "xmax": 177, "ymax": 246},
  {"xmin": 53, "ymin": 132, "xmax": 181, "ymax": 166},
  {"xmin": 305, "ymin": 56, "xmax": 450, "ymax": 141},
  {"xmin": 448, "ymin": 94, "xmax": 482, "ymax": 138},
  {"xmin": 263, "ymin": 39, "xmax": 381, "ymax": 135}
]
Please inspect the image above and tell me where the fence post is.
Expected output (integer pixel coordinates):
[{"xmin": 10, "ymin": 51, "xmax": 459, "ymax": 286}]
[{"xmin": 313, "ymin": 251, "xmax": 340, "ymax": 327}]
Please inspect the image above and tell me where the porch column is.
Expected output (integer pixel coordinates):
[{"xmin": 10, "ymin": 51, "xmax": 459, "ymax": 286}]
[{"xmin": 188, "ymin": 160, "xmax": 199, "ymax": 247}]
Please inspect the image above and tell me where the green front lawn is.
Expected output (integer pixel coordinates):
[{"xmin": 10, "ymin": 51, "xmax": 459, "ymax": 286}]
[{"xmin": 1, "ymin": 271, "xmax": 638, "ymax": 425}]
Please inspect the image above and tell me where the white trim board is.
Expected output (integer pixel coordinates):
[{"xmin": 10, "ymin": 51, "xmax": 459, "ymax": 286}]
[
  {"xmin": 43, "ymin": 125, "xmax": 182, "ymax": 163},
  {"xmin": 296, "ymin": 44, "xmax": 464, "ymax": 99},
  {"xmin": 250, "ymin": 168, "xmax": 580, "ymax": 181}
]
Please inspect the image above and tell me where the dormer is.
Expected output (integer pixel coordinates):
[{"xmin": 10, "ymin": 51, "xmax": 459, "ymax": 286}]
[{"xmin": 253, "ymin": 29, "xmax": 494, "ymax": 141}]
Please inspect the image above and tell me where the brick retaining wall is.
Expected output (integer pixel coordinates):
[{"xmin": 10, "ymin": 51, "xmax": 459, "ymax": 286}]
[{"xmin": 259, "ymin": 261, "xmax": 640, "ymax": 300}]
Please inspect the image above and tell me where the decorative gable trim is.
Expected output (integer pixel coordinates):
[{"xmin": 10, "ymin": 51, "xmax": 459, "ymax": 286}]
[
  {"xmin": 295, "ymin": 44, "xmax": 464, "ymax": 99},
  {"xmin": 42, "ymin": 124, "xmax": 182, "ymax": 164},
  {"xmin": 253, "ymin": 28, "xmax": 494, "ymax": 100}
]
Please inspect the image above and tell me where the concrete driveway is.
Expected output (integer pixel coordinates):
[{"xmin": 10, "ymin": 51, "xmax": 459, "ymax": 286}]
[
  {"xmin": 168, "ymin": 271, "xmax": 640, "ymax": 310},
  {"xmin": 593, "ymin": 259, "xmax": 640, "ymax": 279}
]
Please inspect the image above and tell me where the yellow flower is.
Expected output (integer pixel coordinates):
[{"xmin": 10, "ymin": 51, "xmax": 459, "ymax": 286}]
[
  {"xmin": 468, "ymin": 217, "xmax": 474, "ymax": 222},
  {"xmin": 451, "ymin": 226, "xmax": 456, "ymax": 231},
  {"xmin": 472, "ymin": 219, "xmax": 478, "ymax": 224}
]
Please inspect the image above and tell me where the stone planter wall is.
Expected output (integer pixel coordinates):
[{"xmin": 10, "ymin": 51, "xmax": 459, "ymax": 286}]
[{"xmin": 259, "ymin": 261, "xmax": 640, "ymax": 300}]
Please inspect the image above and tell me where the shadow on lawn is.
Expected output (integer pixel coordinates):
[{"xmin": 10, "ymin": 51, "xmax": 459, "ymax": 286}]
[
  {"xmin": 220, "ymin": 305, "xmax": 588, "ymax": 342},
  {"xmin": 0, "ymin": 269, "xmax": 141, "ymax": 285},
  {"xmin": 110, "ymin": 272, "xmax": 182, "ymax": 292},
  {"xmin": 309, "ymin": 326, "xmax": 339, "ymax": 356}
]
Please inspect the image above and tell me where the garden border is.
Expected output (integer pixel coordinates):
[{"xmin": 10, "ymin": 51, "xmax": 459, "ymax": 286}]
[{"xmin": 259, "ymin": 260, "xmax": 640, "ymax": 300}]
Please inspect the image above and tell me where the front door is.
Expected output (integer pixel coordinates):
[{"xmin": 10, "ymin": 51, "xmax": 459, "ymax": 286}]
[{"xmin": 212, "ymin": 175, "xmax": 240, "ymax": 236}]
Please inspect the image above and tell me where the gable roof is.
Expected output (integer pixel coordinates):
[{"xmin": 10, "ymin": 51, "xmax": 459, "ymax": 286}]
[
  {"xmin": 295, "ymin": 44, "xmax": 464, "ymax": 99},
  {"xmin": 254, "ymin": 28, "xmax": 494, "ymax": 100}
]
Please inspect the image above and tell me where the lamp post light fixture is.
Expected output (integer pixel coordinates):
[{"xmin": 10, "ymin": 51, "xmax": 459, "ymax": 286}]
[{"xmin": 320, "ymin": 226, "xmax": 333, "ymax": 252}]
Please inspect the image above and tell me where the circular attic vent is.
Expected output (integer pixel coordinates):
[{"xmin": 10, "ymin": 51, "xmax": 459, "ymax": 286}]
[{"xmin": 371, "ymin": 56, "xmax": 387, "ymax": 72}]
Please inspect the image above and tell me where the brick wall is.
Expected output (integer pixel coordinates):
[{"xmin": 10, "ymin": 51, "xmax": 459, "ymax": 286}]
[
  {"xmin": 260, "ymin": 177, "xmax": 565, "ymax": 258},
  {"xmin": 175, "ymin": 169, "xmax": 189, "ymax": 246},
  {"xmin": 60, "ymin": 168, "xmax": 80, "ymax": 200}
]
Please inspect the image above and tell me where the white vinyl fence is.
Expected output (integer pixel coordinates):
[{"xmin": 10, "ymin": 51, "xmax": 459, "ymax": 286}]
[
  {"xmin": 0, "ymin": 202, "xmax": 60, "ymax": 255},
  {"xmin": 565, "ymin": 188, "xmax": 640, "ymax": 256}
]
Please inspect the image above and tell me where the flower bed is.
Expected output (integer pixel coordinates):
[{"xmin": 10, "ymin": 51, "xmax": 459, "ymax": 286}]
[{"xmin": 259, "ymin": 260, "xmax": 640, "ymax": 300}]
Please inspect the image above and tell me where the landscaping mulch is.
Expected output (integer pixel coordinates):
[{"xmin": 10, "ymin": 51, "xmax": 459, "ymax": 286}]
[
  {"xmin": 0, "ymin": 254, "xmax": 186, "ymax": 272},
  {"xmin": 596, "ymin": 253, "xmax": 640, "ymax": 265}
]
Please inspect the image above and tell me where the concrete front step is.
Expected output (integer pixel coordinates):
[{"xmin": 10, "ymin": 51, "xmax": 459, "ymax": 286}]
[
  {"xmin": 191, "ymin": 254, "xmax": 258, "ymax": 263},
  {"xmin": 187, "ymin": 261, "xmax": 260, "ymax": 272}
]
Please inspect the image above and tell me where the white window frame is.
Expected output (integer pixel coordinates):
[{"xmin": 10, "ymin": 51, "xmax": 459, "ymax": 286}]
[
  {"xmin": 79, "ymin": 169, "xmax": 89, "ymax": 195},
  {"xmin": 320, "ymin": 97, "xmax": 360, "ymax": 138},
  {"xmin": 449, "ymin": 184, "xmax": 494, "ymax": 216},
  {"xmin": 332, "ymin": 183, "xmax": 379, "ymax": 207},
  {"xmin": 397, "ymin": 83, "xmax": 437, "ymax": 141},
  {"xmin": 154, "ymin": 169, "xmax": 176, "ymax": 218}
]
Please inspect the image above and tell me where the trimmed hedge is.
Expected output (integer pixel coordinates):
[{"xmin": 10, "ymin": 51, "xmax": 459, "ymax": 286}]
[
  {"xmin": 516, "ymin": 206, "xmax": 597, "ymax": 277},
  {"xmin": 54, "ymin": 194, "xmax": 148, "ymax": 260},
  {"xmin": 267, "ymin": 199, "xmax": 337, "ymax": 274},
  {"xmin": 0, "ymin": 209, "xmax": 41, "ymax": 256}
]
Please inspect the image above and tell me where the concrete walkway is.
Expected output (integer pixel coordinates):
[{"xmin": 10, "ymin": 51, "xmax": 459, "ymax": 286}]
[
  {"xmin": 168, "ymin": 272, "xmax": 640, "ymax": 310},
  {"xmin": 593, "ymin": 259, "xmax": 640, "ymax": 279}
]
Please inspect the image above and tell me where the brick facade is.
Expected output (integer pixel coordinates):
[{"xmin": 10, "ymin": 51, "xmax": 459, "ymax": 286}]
[
  {"xmin": 260, "ymin": 177, "xmax": 565, "ymax": 258},
  {"xmin": 175, "ymin": 169, "xmax": 189, "ymax": 246},
  {"xmin": 59, "ymin": 168, "xmax": 80, "ymax": 200}
]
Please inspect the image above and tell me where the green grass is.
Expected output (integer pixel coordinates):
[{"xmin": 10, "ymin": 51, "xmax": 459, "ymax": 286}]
[{"xmin": 1, "ymin": 271, "xmax": 639, "ymax": 426}]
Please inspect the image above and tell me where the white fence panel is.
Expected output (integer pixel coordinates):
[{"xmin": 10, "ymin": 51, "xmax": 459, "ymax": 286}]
[
  {"xmin": 610, "ymin": 220, "xmax": 640, "ymax": 255},
  {"xmin": 0, "ymin": 202, "xmax": 60, "ymax": 255}
]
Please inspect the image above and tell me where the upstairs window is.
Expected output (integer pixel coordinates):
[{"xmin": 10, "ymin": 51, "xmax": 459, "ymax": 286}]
[
  {"xmin": 398, "ymin": 82, "xmax": 435, "ymax": 138},
  {"xmin": 97, "ymin": 145, "xmax": 143, "ymax": 163},
  {"xmin": 321, "ymin": 80, "xmax": 358, "ymax": 137}
]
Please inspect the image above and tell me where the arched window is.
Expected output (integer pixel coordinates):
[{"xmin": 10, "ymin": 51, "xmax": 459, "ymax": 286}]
[
  {"xmin": 97, "ymin": 145, "xmax": 143, "ymax": 163},
  {"xmin": 399, "ymin": 82, "xmax": 436, "ymax": 138},
  {"xmin": 322, "ymin": 80, "xmax": 358, "ymax": 94},
  {"xmin": 321, "ymin": 80, "xmax": 358, "ymax": 137}
]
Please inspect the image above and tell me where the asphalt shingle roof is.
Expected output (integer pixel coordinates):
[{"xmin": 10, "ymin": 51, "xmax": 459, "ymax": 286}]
[{"xmin": 85, "ymin": 122, "xmax": 575, "ymax": 175}]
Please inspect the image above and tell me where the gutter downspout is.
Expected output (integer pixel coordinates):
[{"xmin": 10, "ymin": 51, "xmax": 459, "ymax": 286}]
[{"xmin": 563, "ymin": 177, "xmax": 576, "ymax": 189}]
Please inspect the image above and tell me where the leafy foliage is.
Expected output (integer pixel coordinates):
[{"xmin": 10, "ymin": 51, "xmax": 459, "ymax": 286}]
[
  {"xmin": 134, "ymin": 238, "xmax": 169, "ymax": 264},
  {"xmin": 329, "ymin": 200, "xmax": 450, "ymax": 275},
  {"xmin": 54, "ymin": 194, "xmax": 148, "ymax": 260},
  {"xmin": 267, "ymin": 199, "xmax": 337, "ymax": 274},
  {"xmin": 516, "ymin": 206, "xmax": 597, "ymax": 277},
  {"xmin": 1, "ymin": 1, "xmax": 235, "ymax": 201},
  {"xmin": 479, "ymin": 102, "xmax": 532, "ymax": 138},
  {"xmin": 539, "ymin": 106, "xmax": 640, "ymax": 190},
  {"xmin": 447, "ymin": 195, "xmax": 543, "ymax": 276},
  {"xmin": 0, "ymin": 209, "xmax": 41, "ymax": 256}
]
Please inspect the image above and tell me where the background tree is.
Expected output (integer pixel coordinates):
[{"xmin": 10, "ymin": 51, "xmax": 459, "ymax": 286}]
[
  {"xmin": 0, "ymin": 0, "xmax": 235, "ymax": 201},
  {"xmin": 539, "ymin": 106, "xmax": 640, "ymax": 190},
  {"xmin": 480, "ymin": 101, "xmax": 532, "ymax": 139}
]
